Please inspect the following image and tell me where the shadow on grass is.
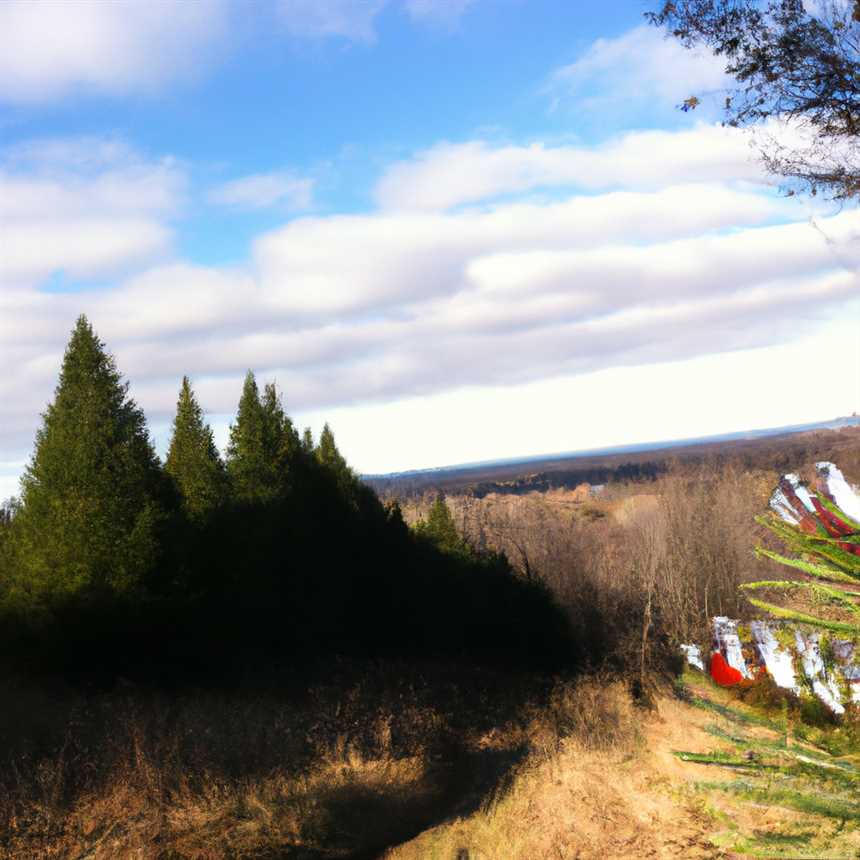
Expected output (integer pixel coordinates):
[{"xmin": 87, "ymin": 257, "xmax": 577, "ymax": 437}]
[{"xmin": 263, "ymin": 745, "xmax": 528, "ymax": 860}]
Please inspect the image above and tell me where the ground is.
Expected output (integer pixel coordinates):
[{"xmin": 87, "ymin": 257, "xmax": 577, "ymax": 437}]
[{"xmin": 387, "ymin": 674, "xmax": 860, "ymax": 860}]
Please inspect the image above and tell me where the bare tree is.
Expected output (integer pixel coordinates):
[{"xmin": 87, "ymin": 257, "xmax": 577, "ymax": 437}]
[{"xmin": 649, "ymin": 0, "xmax": 860, "ymax": 199}]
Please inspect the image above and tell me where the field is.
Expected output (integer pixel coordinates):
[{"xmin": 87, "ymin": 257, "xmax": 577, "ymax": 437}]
[{"xmin": 7, "ymin": 665, "xmax": 860, "ymax": 859}]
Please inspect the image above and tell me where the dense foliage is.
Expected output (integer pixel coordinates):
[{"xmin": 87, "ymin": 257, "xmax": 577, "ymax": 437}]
[
  {"xmin": 165, "ymin": 376, "xmax": 227, "ymax": 521},
  {"xmin": 3, "ymin": 317, "xmax": 171, "ymax": 614},
  {"xmin": 0, "ymin": 317, "xmax": 571, "ymax": 677}
]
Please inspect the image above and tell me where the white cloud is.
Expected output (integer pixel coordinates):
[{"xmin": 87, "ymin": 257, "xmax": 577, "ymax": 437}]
[
  {"xmin": 1, "ymin": 219, "xmax": 171, "ymax": 285},
  {"xmin": 2, "ymin": 127, "xmax": 857, "ymax": 477},
  {"xmin": 376, "ymin": 125, "xmax": 766, "ymax": 211},
  {"xmin": 278, "ymin": 0, "xmax": 387, "ymax": 42},
  {"xmin": 553, "ymin": 24, "xmax": 729, "ymax": 114},
  {"xmin": 2, "ymin": 183, "xmax": 856, "ymax": 444},
  {"xmin": 0, "ymin": 0, "xmax": 228, "ymax": 103},
  {"xmin": 0, "ymin": 137, "xmax": 183, "ymax": 284},
  {"xmin": 257, "ymin": 183, "xmax": 792, "ymax": 316},
  {"xmin": 208, "ymin": 171, "xmax": 314, "ymax": 211},
  {"xmin": 304, "ymin": 317, "xmax": 860, "ymax": 474}
]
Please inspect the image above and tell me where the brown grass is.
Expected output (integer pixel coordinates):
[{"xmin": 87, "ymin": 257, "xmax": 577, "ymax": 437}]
[
  {"xmin": 0, "ymin": 667, "xmax": 636, "ymax": 860},
  {"xmin": 384, "ymin": 687, "xmax": 727, "ymax": 860},
  {"xmin": 6, "ymin": 665, "xmax": 860, "ymax": 858}
]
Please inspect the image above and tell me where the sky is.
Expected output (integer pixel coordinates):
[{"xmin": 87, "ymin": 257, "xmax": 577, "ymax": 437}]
[{"xmin": 1, "ymin": 0, "xmax": 858, "ymax": 497}]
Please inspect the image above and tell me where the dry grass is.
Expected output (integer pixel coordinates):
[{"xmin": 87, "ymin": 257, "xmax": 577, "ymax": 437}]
[
  {"xmin": 385, "ymin": 684, "xmax": 724, "ymax": 860},
  {"xmin": 386, "ymin": 676, "xmax": 860, "ymax": 860},
  {"xmin": 0, "ymin": 667, "xmax": 635, "ymax": 860},
  {"xmin": 6, "ymin": 667, "xmax": 860, "ymax": 859}
]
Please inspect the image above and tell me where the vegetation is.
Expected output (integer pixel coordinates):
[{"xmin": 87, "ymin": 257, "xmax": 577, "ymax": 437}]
[
  {"xmin": 649, "ymin": 0, "xmax": 860, "ymax": 199},
  {"xmin": 164, "ymin": 375, "xmax": 226, "ymax": 521},
  {"xmin": 2, "ymin": 317, "xmax": 171, "ymax": 613},
  {"xmin": 745, "ymin": 470, "xmax": 860, "ymax": 632},
  {"xmin": 0, "ymin": 316, "xmax": 570, "ymax": 676}
]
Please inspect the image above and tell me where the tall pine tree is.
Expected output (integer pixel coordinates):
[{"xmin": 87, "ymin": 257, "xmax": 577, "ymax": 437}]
[
  {"xmin": 315, "ymin": 423, "xmax": 360, "ymax": 501},
  {"xmin": 8, "ymin": 316, "xmax": 167, "ymax": 605},
  {"xmin": 316, "ymin": 423, "xmax": 346, "ymax": 473},
  {"xmin": 165, "ymin": 376, "xmax": 226, "ymax": 520},
  {"xmin": 301, "ymin": 427, "xmax": 315, "ymax": 454},
  {"xmin": 226, "ymin": 371, "xmax": 274, "ymax": 503},
  {"xmin": 261, "ymin": 382, "xmax": 300, "ymax": 472}
]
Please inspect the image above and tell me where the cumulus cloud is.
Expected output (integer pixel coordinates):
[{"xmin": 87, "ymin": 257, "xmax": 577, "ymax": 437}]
[
  {"xmin": 0, "ymin": 137, "xmax": 183, "ymax": 284},
  {"xmin": 375, "ymin": 125, "xmax": 771, "ymax": 211},
  {"xmin": 0, "ymin": 0, "xmax": 228, "ymax": 103},
  {"xmin": 2, "ymin": 124, "xmax": 857, "ymax": 475},
  {"xmin": 2, "ymin": 176, "xmax": 857, "ymax": 454},
  {"xmin": 208, "ymin": 171, "xmax": 314, "ymax": 211},
  {"xmin": 552, "ymin": 24, "xmax": 729, "ymax": 113}
]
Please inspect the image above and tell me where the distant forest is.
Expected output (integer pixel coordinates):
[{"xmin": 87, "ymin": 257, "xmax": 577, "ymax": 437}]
[
  {"xmin": 0, "ymin": 317, "xmax": 571, "ymax": 679},
  {"xmin": 371, "ymin": 427, "xmax": 860, "ymax": 499}
]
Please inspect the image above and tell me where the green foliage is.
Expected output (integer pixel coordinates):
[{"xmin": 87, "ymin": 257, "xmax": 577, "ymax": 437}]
[
  {"xmin": 4, "ymin": 316, "xmax": 168, "ymax": 610},
  {"xmin": 301, "ymin": 427, "xmax": 314, "ymax": 454},
  {"xmin": 165, "ymin": 376, "xmax": 226, "ymax": 520},
  {"xmin": 0, "ymin": 318, "xmax": 573, "ymax": 675},
  {"xmin": 414, "ymin": 494, "xmax": 471, "ymax": 558},
  {"xmin": 261, "ymin": 382, "xmax": 300, "ymax": 470},
  {"xmin": 749, "ymin": 476, "xmax": 860, "ymax": 632},
  {"xmin": 315, "ymin": 422, "xmax": 346, "ymax": 472},
  {"xmin": 315, "ymin": 423, "xmax": 358, "ymax": 497},
  {"xmin": 226, "ymin": 371, "xmax": 280, "ymax": 504}
]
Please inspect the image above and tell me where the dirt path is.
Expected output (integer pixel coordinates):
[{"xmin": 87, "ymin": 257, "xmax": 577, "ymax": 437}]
[{"xmin": 386, "ymin": 678, "xmax": 860, "ymax": 859}]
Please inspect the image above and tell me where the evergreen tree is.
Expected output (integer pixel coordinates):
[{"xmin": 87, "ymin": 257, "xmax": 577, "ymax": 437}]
[
  {"xmin": 301, "ymin": 427, "xmax": 315, "ymax": 454},
  {"xmin": 315, "ymin": 423, "xmax": 357, "ymax": 494},
  {"xmin": 316, "ymin": 423, "xmax": 345, "ymax": 471},
  {"xmin": 225, "ymin": 371, "xmax": 270, "ymax": 503},
  {"xmin": 314, "ymin": 423, "xmax": 364, "ymax": 503},
  {"xmin": 8, "ymin": 316, "xmax": 167, "ymax": 604},
  {"xmin": 261, "ymin": 382, "xmax": 300, "ymax": 469},
  {"xmin": 414, "ymin": 493, "xmax": 470, "ymax": 557},
  {"xmin": 165, "ymin": 376, "xmax": 226, "ymax": 520}
]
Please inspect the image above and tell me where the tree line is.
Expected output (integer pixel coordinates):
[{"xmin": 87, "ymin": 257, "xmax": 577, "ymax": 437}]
[{"xmin": 0, "ymin": 317, "xmax": 570, "ymax": 678}]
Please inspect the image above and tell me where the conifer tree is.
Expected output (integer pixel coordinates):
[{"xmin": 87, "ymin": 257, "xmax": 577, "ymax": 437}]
[
  {"xmin": 415, "ymin": 493, "xmax": 470, "ymax": 557},
  {"xmin": 9, "ymin": 316, "xmax": 167, "ymax": 603},
  {"xmin": 315, "ymin": 423, "xmax": 360, "ymax": 499},
  {"xmin": 165, "ymin": 376, "xmax": 226, "ymax": 520},
  {"xmin": 261, "ymin": 382, "xmax": 300, "ymax": 468},
  {"xmin": 225, "ymin": 371, "xmax": 270, "ymax": 503},
  {"xmin": 316, "ymin": 423, "xmax": 345, "ymax": 471},
  {"xmin": 301, "ymin": 427, "xmax": 315, "ymax": 454}
]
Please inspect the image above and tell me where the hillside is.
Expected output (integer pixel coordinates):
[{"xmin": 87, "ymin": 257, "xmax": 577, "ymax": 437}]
[{"xmin": 389, "ymin": 673, "xmax": 860, "ymax": 860}]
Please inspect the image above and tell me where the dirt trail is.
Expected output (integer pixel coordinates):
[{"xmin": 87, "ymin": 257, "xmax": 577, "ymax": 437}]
[{"xmin": 386, "ymin": 679, "xmax": 860, "ymax": 860}]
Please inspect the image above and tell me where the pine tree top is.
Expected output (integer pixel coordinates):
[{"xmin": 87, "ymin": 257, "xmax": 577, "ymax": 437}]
[{"xmin": 165, "ymin": 376, "xmax": 225, "ymax": 519}]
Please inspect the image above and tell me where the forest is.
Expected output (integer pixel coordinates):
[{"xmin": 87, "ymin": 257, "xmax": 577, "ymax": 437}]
[{"xmin": 0, "ymin": 316, "xmax": 570, "ymax": 678}]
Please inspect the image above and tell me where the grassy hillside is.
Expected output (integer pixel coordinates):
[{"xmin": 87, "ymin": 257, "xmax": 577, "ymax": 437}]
[{"xmin": 7, "ymin": 667, "xmax": 860, "ymax": 859}]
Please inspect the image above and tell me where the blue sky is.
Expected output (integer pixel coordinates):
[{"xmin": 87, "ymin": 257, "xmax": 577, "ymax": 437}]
[{"xmin": 1, "ymin": 0, "xmax": 858, "ymax": 495}]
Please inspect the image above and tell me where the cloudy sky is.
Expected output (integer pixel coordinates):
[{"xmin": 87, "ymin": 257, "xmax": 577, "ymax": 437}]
[{"xmin": 1, "ymin": 0, "xmax": 858, "ymax": 496}]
